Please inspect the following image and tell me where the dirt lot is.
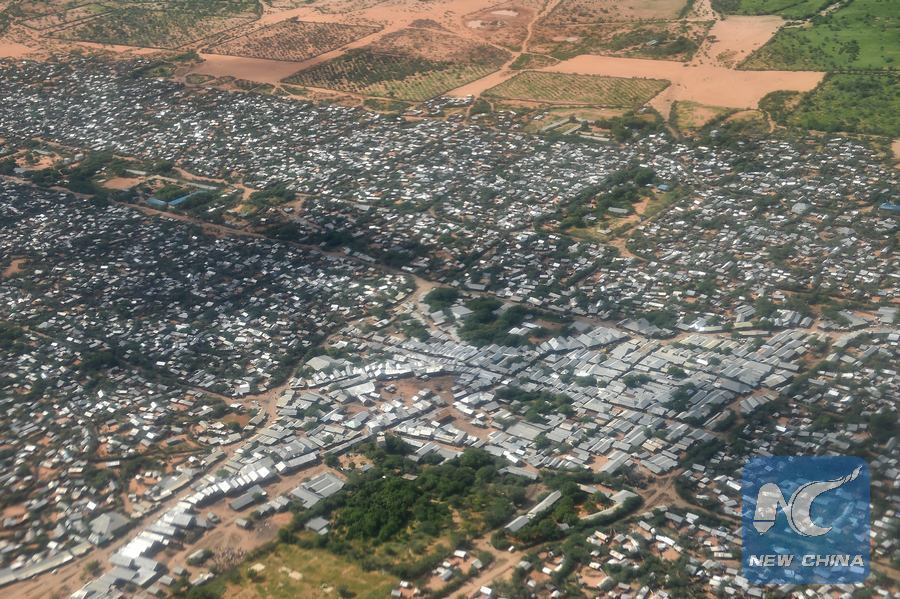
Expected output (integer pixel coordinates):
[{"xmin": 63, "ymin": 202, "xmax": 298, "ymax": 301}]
[
  {"xmin": 545, "ymin": 54, "xmax": 823, "ymax": 112},
  {"xmin": 463, "ymin": 2, "xmax": 536, "ymax": 49},
  {"xmin": 690, "ymin": 15, "xmax": 783, "ymax": 67}
]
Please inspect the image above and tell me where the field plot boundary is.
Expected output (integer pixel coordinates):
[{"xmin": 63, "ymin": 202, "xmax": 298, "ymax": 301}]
[
  {"xmin": 483, "ymin": 71, "xmax": 670, "ymax": 108},
  {"xmin": 19, "ymin": 3, "xmax": 113, "ymax": 32},
  {"xmin": 283, "ymin": 29, "xmax": 511, "ymax": 102},
  {"xmin": 49, "ymin": 8, "xmax": 258, "ymax": 50},
  {"xmin": 206, "ymin": 18, "xmax": 382, "ymax": 63},
  {"xmin": 285, "ymin": 50, "xmax": 508, "ymax": 101}
]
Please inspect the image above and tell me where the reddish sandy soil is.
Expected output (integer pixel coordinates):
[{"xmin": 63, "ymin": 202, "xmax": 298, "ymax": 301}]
[
  {"xmin": 691, "ymin": 15, "xmax": 784, "ymax": 68},
  {"xmin": 2, "ymin": 257, "xmax": 26, "ymax": 278},
  {"xmin": 0, "ymin": 40, "xmax": 33, "ymax": 58},
  {"xmin": 544, "ymin": 55, "xmax": 822, "ymax": 112},
  {"xmin": 191, "ymin": 53, "xmax": 309, "ymax": 84},
  {"xmin": 102, "ymin": 176, "xmax": 144, "ymax": 190}
]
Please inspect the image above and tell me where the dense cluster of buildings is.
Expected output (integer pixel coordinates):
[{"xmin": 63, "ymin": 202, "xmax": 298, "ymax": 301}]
[{"xmin": 0, "ymin": 56, "xmax": 896, "ymax": 598}]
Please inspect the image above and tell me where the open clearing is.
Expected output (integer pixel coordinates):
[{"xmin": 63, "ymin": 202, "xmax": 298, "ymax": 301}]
[
  {"xmin": 224, "ymin": 541, "xmax": 398, "ymax": 599},
  {"xmin": 484, "ymin": 71, "xmax": 668, "ymax": 107},
  {"xmin": 192, "ymin": 54, "xmax": 309, "ymax": 84},
  {"xmin": 670, "ymin": 100, "xmax": 734, "ymax": 133},
  {"xmin": 208, "ymin": 19, "xmax": 380, "ymax": 62},
  {"xmin": 690, "ymin": 15, "xmax": 783, "ymax": 67},
  {"xmin": 545, "ymin": 54, "xmax": 823, "ymax": 111},
  {"xmin": 463, "ymin": 2, "xmax": 535, "ymax": 49}
]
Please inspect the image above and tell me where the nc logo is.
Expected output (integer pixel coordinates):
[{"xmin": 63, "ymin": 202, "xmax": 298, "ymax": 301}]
[{"xmin": 752, "ymin": 465, "xmax": 862, "ymax": 537}]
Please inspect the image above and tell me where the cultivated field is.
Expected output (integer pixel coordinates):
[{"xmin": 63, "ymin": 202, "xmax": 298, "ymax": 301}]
[
  {"xmin": 531, "ymin": 19, "xmax": 712, "ymax": 61},
  {"xmin": 20, "ymin": 3, "xmax": 110, "ymax": 32},
  {"xmin": 50, "ymin": 7, "xmax": 256, "ymax": 49},
  {"xmin": 542, "ymin": 0, "xmax": 689, "ymax": 26},
  {"xmin": 742, "ymin": 0, "xmax": 900, "ymax": 71},
  {"xmin": 209, "ymin": 19, "xmax": 380, "ymax": 62},
  {"xmin": 483, "ymin": 71, "xmax": 669, "ymax": 107},
  {"xmin": 285, "ymin": 50, "xmax": 506, "ymax": 101},
  {"xmin": 284, "ymin": 27, "xmax": 509, "ymax": 101}
]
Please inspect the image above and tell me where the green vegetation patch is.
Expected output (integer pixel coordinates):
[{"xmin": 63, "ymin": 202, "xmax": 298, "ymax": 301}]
[
  {"xmin": 458, "ymin": 297, "xmax": 563, "ymax": 347},
  {"xmin": 711, "ymin": 0, "xmax": 831, "ymax": 19},
  {"xmin": 423, "ymin": 286, "xmax": 461, "ymax": 311},
  {"xmin": 765, "ymin": 73, "xmax": 900, "ymax": 137},
  {"xmin": 284, "ymin": 46, "xmax": 508, "ymax": 101},
  {"xmin": 484, "ymin": 72, "xmax": 668, "ymax": 108},
  {"xmin": 556, "ymin": 164, "xmax": 657, "ymax": 229},
  {"xmin": 496, "ymin": 386, "xmax": 575, "ymax": 423},
  {"xmin": 299, "ymin": 446, "xmax": 529, "ymax": 577},
  {"xmin": 742, "ymin": 0, "xmax": 900, "ymax": 70}
]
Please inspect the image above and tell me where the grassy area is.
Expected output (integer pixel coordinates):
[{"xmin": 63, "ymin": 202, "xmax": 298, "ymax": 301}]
[
  {"xmin": 765, "ymin": 73, "xmax": 900, "ymax": 136},
  {"xmin": 284, "ymin": 48, "xmax": 507, "ymax": 101},
  {"xmin": 711, "ymin": 0, "xmax": 831, "ymax": 19},
  {"xmin": 484, "ymin": 72, "xmax": 668, "ymax": 107},
  {"xmin": 742, "ymin": 0, "xmax": 900, "ymax": 70},
  {"xmin": 225, "ymin": 541, "xmax": 397, "ymax": 599}
]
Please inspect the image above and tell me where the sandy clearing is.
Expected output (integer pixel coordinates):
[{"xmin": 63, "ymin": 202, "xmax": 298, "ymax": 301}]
[
  {"xmin": 191, "ymin": 53, "xmax": 306, "ymax": 83},
  {"xmin": 544, "ymin": 55, "xmax": 823, "ymax": 113},
  {"xmin": 446, "ymin": 66, "xmax": 519, "ymax": 97},
  {"xmin": 102, "ymin": 176, "xmax": 144, "ymax": 190},
  {"xmin": 0, "ymin": 39, "xmax": 34, "ymax": 58},
  {"xmin": 892, "ymin": 139, "xmax": 900, "ymax": 164},
  {"xmin": 68, "ymin": 40, "xmax": 163, "ymax": 55},
  {"xmin": 2, "ymin": 257, "xmax": 26, "ymax": 277},
  {"xmin": 691, "ymin": 15, "xmax": 784, "ymax": 68}
]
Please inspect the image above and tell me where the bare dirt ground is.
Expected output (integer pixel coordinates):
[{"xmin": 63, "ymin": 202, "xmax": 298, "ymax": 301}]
[
  {"xmin": 543, "ymin": 55, "xmax": 822, "ymax": 114},
  {"xmin": 190, "ymin": 53, "xmax": 311, "ymax": 84},
  {"xmin": 1, "ymin": 257, "xmax": 26, "ymax": 278},
  {"xmin": 690, "ymin": 15, "xmax": 784, "ymax": 68},
  {"xmin": 0, "ymin": 39, "xmax": 33, "ymax": 58},
  {"xmin": 455, "ymin": 537, "xmax": 524, "ymax": 598}
]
